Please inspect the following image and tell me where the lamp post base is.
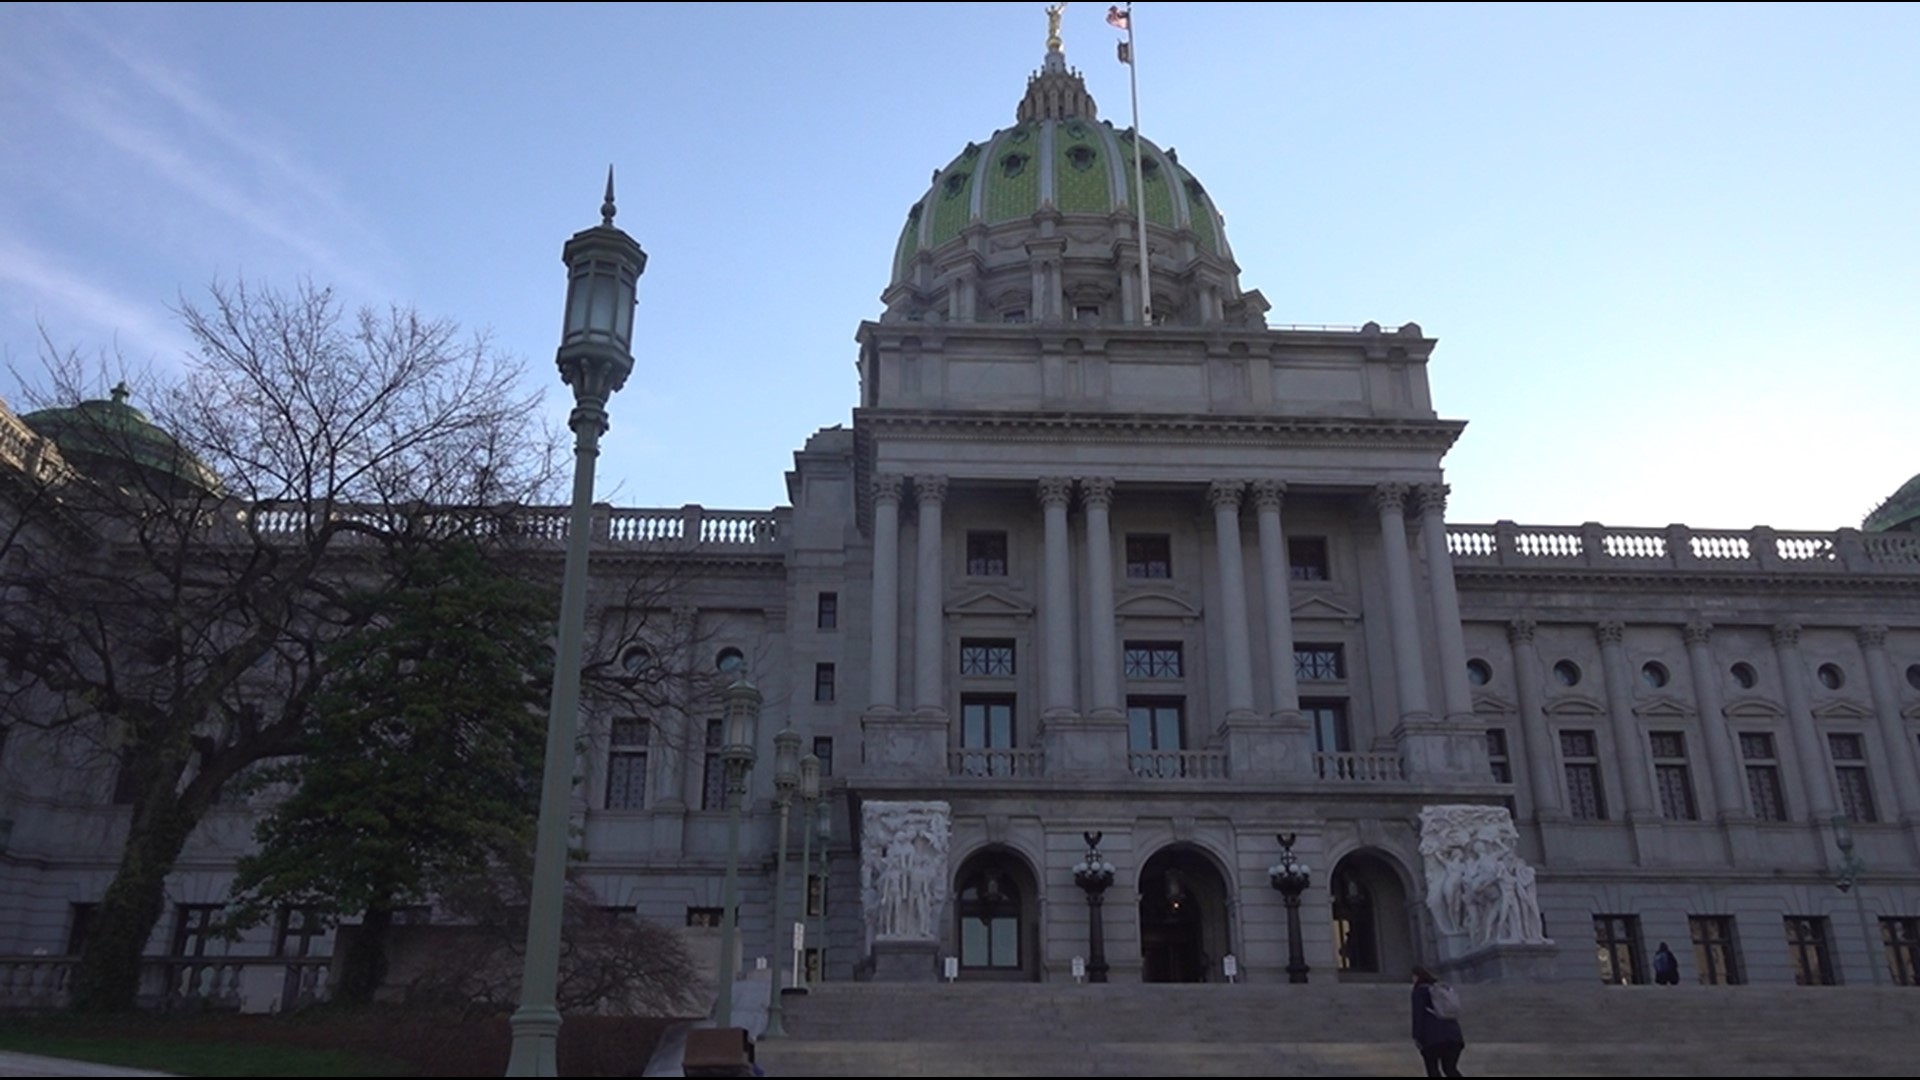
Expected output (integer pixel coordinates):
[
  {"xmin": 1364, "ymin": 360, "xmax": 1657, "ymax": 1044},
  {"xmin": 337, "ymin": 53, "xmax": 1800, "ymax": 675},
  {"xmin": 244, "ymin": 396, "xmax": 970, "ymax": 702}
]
[{"xmin": 504, "ymin": 1005, "xmax": 561, "ymax": 1076}]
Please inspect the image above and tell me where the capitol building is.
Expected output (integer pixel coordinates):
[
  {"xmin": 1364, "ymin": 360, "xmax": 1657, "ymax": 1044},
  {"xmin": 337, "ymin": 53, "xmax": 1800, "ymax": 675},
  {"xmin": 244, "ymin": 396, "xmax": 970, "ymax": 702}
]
[{"xmin": 3, "ymin": 38, "xmax": 1919, "ymax": 1005}]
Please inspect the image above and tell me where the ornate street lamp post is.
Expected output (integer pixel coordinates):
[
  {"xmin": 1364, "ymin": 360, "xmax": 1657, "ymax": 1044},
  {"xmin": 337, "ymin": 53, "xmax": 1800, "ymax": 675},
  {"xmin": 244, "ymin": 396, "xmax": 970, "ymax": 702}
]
[
  {"xmin": 763, "ymin": 726, "xmax": 802, "ymax": 1037},
  {"xmin": 715, "ymin": 674, "xmax": 761, "ymax": 1028},
  {"xmin": 795, "ymin": 753, "xmax": 822, "ymax": 989},
  {"xmin": 1072, "ymin": 832, "xmax": 1116, "ymax": 984},
  {"xmin": 1268, "ymin": 833, "xmax": 1312, "ymax": 985},
  {"xmin": 812, "ymin": 792, "xmax": 833, "ymax": 982},
  {"xmin": 507, "ymin": 173, "xmax": 646, "ymax": 1077},
  {"xmin": 1831, "ymin": 816, "xmax": 1883, "ymax": 985}
]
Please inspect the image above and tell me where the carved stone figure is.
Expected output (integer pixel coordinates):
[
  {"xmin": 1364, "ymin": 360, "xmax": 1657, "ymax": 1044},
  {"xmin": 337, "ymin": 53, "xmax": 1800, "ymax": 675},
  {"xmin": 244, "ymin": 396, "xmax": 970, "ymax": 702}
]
[
  {"xmin": 861, "ymin": 801, "xmax": 952, "ymax": 946},
  {"xmin": 1418, "ymin": 805, "xmax": 1550, "ymax": 949}
]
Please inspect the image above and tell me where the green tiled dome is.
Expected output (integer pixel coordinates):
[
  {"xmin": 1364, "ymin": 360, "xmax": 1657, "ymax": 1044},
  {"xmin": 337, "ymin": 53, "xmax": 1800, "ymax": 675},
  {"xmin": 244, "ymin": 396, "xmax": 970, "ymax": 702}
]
[
  {"xmin": 23, "ymin": 384, "xmax": 220, "ymax": 497},
  {"xmin": 891, "ymin": 56, "xmax": 1232, "ymax": 286},
  {"xmin": 1865, "ymin": 473, "xmax": 1920, "ymax": 533}
]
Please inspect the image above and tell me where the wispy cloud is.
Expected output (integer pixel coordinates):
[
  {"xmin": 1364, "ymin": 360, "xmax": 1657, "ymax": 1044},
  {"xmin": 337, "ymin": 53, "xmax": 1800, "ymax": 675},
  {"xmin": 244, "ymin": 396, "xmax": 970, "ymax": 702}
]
[{"xmin": 0, "ymin": 232, "xmax": 195, "ymax": 370}]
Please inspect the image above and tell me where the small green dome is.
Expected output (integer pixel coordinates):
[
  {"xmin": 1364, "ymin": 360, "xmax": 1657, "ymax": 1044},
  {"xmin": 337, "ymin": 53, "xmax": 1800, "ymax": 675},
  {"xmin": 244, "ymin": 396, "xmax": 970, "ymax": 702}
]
[
  {"xmin": 23, "ymin": 384, "xmax": 221, "ymax": 497},
  {"xmin": 1865, "ymin": 473, "xmax": 1920, "ymax": 533}
]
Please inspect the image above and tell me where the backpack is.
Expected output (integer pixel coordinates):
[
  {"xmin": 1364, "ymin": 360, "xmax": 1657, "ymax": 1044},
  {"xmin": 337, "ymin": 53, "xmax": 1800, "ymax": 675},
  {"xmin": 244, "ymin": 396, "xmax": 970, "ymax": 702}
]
[{"xmin": 1428, "ymin": 981, "xmax": 1463, "ymax": 1020}]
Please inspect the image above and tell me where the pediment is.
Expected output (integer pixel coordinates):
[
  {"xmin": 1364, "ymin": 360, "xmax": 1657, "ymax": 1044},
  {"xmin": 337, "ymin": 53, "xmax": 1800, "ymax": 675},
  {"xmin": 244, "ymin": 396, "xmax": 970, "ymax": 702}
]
[
  {"xmin": 1543, "ymin": 694, "xmax": 1606, "ymax": 717},
  {"xmin": 1114, "ymin": 588, "xmax": 1201, "ymax": 620},
  {"xmin": 1632, "ymin": 695, "xmax": 1697, "ymax": 721},
  {"xmin": 1811, "ymin": 699, "xmax": 1876, "ymax": 722},
  {"xmin": 946, "ymin": 587, "xmax": 1035, "ymax": 619},
  {"xmin": 1290, "ymin": 595, "xmax": 1362, "ymax": 623},
  {"xmin": 1723, "ymin": 697, "xmax": 1786, "ymax": 722},
  {"xmin": 1471, "ymin": 691, "xmax": 1519, "ymax": 716}
]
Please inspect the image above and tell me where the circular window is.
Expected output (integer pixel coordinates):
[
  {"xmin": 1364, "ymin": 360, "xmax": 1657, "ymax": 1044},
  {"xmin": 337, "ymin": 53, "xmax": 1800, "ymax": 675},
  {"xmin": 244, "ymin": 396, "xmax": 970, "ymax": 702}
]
[
  {"xmin": 715, "ymin": 647, "xmax": 745, "ymax": 674},
  {"xmin": 1908, "ymin": 663, "xmax": 1920, "ymax": 692},
  {"xmin": 1552, "ymin": 660, "xmax": 1581, "ymax": 687},
  {"xmin": 619, "ymin": 646, "xmax": 651, "ymax": 677},
  {"xmin": 1466, "ymin": 659, "xmax": 1492, "ymax": 686},
  {"xmin": 1731, "ymin": 662, "xmax": 1758, "ymax": 690},
  {"xmin": 1640, "ymin": 662, "xmax": 1669, "ymax": 689},
  {"xmin": 1817, "ymin": 663, "xmax": 1845, "ymax": 690}
]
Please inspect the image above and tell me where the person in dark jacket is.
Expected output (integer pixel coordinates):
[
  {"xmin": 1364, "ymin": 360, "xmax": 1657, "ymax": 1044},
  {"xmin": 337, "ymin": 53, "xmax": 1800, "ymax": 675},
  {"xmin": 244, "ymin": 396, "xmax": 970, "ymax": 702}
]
[
  {"xmin": 1653, "ymin": 942, "xmax": 1680, "ymax": 985},
  {"xmin": 1411, "ymin": 965, "xmax": 1466, "ymax": 1077}
]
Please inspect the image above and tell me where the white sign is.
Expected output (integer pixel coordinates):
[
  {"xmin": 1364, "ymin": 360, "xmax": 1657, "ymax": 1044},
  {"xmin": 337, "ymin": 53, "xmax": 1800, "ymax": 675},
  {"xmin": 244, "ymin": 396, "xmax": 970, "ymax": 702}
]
[
  {"xmin": 1223, "ymin": 953, "xmax": 1239, "ymax": 982},
  {"xmin": 793, "ymin": 921, "xmax": 806, "ymax": 950},
  {"xmin": 943, "ymin": 955, "xmax": 959, "ymax": 981},
  {"xmin": 1071, "ymin": 956, "xmax": 1086, "ymax": 983}
]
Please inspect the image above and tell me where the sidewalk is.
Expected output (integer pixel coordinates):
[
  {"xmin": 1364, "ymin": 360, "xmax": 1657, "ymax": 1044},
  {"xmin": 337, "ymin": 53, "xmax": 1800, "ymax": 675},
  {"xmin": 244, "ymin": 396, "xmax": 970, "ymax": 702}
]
[{"xmin": 0, "ymin": 1051, "xmax": 170, "ymax": 1077}]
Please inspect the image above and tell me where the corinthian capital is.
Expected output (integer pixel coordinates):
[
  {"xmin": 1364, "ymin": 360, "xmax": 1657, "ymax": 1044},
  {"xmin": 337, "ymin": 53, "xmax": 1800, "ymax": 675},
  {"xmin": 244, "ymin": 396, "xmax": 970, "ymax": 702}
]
[
  {"xmin": 1371, "ymin": 482, "xmax": 1409, "ymax": 514},
  {"xmin": 1857, "ymin": 624, "xmax": 1888, "ymax": 650},
  {"xmin": 1771, "ymin": 622, "xmax": 1801, "ymax": 649},
  {"xmin": 1251, "ymin": 480, "xmax": 1287, "ymax": 512},
  {"xmin": 1037, "ymin": 476, "xmax": 1073, "ymax": 508},
  {"xmin": 913, "ymin": 474, "xmax": 948, "ymax": 504},
  {"xmin": 1206, "ymin": 480, "xmax": 1245, "ymax": 513},
  {"xmin": 1682, "ymin": 619, "xmax": 1714, "ymax": 647},
  {"xmin": 872, "ymin": 473, "xmax": 904, "ymax": 505},
  {"xmin": 1595, "ymin": 620, "xmax": 1626, "ymax": 646},
  {"xmin": 1506, "ymin": 617, "xmax": 1537, "ymax": 645},
  {"xmin": 1415, "ymin": 483, "xmax": 1451, "ymax": 518},
  {"xmin": 1079, "ymin": 476, "xmax": 1115, "ymax": 510}
]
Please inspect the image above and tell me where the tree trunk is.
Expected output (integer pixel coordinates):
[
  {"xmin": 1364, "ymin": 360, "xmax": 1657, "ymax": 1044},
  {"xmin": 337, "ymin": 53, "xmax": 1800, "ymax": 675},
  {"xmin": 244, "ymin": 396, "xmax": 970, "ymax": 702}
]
[
  {"xmin": 69, "ymin": 797, "xmax": 197, "ymax": 1013},
  {"xmin": 336, "ymin": 901, "xmax": 394, "ymax": 1006}
]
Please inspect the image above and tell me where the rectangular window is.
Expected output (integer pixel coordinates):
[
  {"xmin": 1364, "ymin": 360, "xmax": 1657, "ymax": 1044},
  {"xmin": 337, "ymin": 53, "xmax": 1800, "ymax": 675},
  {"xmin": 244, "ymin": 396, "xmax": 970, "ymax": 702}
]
[
  {"xmin": 606, "ymin": 718, "xmax": 650, "ymax": 810},
  {"xmin": 1883, "ymin": 917, "xmax": 1920, "ymax": 987},
  {"xmin": 814, "ymin": 663, "xmax": 837, "ymax": 703},
  {"xmin": 702, "ymin": 719, "xmax": 726, "ymax": 811},
  {"xmin": 1125, "ymin": 534, "xmax": 1172, "ymax": 579},
  {"xmin": 1593, "ymin": 914, "xmax": 1644, "ymax": 985},
  {"xmin": 1689, "ymin": 915, "xmax": 1742, "ymax": 985},
  {"xmin": 1785, "ymin": 917, "xmax": 1836, "ymax": 986},
  {"xmin": 1650, "ymin": 730, "xmax": 1698, "ymax": 821},
  {"xmin": 1830, "ymin": 733, "xmax": 1878, "ymax": 823},
  {"xmin": 813, "ymin": 736, "xmax": 834, "ymax": 778},
  {"xmin": 275, "ymin": 906, "xmax": 326, "ymax": 959},
  {"xmin": 959, "ymin": 696, "xmax": 1016, "ymax": 750},
  {"xmin": 66, "ymin": 903, "xmax": 96, "ymax": 956},
  {"xmin": 1486, "ymin": 729, "xmax": 1513, "ymax": 783},
  {"xmin": 1740, "ymin": 732, "xmax": 1789, "ymax": 822},
  {"xmin": 173, "ymin": 904, "xmax": 222, "ymax": 958},
  {"xmin": 686, "ymin": 907, "xmax": 723, "ymax": 928},
  {"xmin": 1288, "ymin": 537, "xmax": 1330, "ymax": 582},
  {"xmin": 1303, "ymin": 700, "xmax": 1351, "ymax": 754},
  {"xmin": 1293, "ymin": 644, "xmax": 1345, "ymax": 682},
  {"xmin": 807, "ymin": 872, "xmax": 827, "ymax": 919},
  {"xmin": 1127, "ymin": 697, "xmax": 1184, "ymax": 777},
  {"xmin": 960, "ymin": 639, "xmax": 1016, "ymax": 676},
  {"xmin": 1122, "ymin": 642, "xmax": 1183, "ymax": 679},
  {"xmin": 1074, "ymin": 304, "xmax": 1102, "ymax": 323},
  {"xmin": 816, "ymin": 592, "xmax": 838, "ymax": 630},
  {"xmin": 966, "ymin": 531, "xmax": 1009, "ymax": 576},
  {"xmin": 1561, "ymin": 730, "xmax": 1607, "ymax": 820}
]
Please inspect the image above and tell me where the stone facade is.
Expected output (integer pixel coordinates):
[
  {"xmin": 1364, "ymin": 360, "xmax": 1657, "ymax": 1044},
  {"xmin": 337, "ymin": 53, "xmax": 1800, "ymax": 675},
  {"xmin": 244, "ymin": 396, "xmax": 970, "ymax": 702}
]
[{"xmin": 3, "ymin": 45, "xmax": 1920, "ymax": 1002}]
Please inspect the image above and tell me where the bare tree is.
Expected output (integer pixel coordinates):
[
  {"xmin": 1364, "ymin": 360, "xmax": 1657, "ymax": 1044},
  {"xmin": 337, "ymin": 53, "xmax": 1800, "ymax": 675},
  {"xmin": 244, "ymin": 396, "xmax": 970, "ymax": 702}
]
[{"xmin": 0, "ymin": 280, "xmax": 559, "ymax": 1012}]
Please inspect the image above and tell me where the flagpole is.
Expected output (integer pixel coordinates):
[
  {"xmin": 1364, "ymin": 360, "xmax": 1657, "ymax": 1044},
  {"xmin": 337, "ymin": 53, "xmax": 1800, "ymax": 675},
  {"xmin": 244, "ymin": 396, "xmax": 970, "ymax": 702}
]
[{"xmin": 1119, "ymin": 4, "xmax": 1150, "ymax": 325}]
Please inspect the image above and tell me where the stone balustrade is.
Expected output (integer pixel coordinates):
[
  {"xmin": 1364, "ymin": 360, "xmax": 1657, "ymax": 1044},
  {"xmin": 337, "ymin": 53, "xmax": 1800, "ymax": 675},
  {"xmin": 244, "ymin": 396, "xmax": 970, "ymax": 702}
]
[
  {"xmin": 1314, "ymin": 751, "xmax": 1409, "ymax": 783},
  {"xmin": 947, "ymin": 747, "xmax": 1048, "ymax": 779},
  {"xmin": 1127, "ymin": 749, "xmax": 1230, "ymax": 781},
  {"xmin": 1448, "ymin": 521, "xmax": 1920, "ymax": 575},
  {"xmin": 0, "ymin": 955, "xmax": 330, "ymax": 1012}
]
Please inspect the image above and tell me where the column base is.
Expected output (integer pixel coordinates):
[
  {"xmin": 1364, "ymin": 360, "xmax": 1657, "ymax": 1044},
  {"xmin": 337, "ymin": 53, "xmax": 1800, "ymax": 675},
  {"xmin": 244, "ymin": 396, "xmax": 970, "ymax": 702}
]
[
  {"xmin": 1040, "ymin": 710, "xmax": 1126, "ymax": 777},
  {"xmin": 1216, "ymin": 709, "xmax": 1314, "ymax": 781},
  {"xmin": 858, "ymin": 710, "xmax": 950, "ymax": 778}
]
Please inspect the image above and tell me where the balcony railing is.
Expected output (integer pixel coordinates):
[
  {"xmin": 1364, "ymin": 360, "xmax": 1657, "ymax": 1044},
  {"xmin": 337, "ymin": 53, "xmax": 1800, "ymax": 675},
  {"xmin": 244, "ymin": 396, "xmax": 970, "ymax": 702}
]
[
  {"xmin": 1128, "ymin": 749, "xmax": 1229, "ymax": 780},
  {"xmin": 1447, "ymin": 522, "xmax": 1920, "ymax": 576},
  {"xmin": 1315, "ymin": 751, "xmax": 1408, "ymax": 782},
  {"xmin": 0, "ymin": 955, "xmax": 330, "ymax": 1012},
  {"xmin": 947, "ymin": 747, "xmax": 1048, "ymax": 779}
]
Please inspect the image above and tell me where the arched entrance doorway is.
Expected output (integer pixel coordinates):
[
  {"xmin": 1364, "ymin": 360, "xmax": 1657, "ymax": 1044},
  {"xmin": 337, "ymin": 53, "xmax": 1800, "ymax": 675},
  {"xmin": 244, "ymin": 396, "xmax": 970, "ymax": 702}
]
[
  {"xmin": 1138, "ymin": 845, "xmax": 1231, "ymax": 983},
  {"xmin": 953, "ymin": 848, "xmax": 1041, "ymax": 981},
  {"xmin": 1329, "ymin": 849, "xmax": 1416, "ymax": 981}
]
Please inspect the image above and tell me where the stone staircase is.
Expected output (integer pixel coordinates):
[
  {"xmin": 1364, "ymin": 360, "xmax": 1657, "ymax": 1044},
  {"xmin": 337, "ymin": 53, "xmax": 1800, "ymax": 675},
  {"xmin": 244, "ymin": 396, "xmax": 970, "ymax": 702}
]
[{"xmin": 756, "ymin": 981, "xmax": 1920, "ymax": 1076}]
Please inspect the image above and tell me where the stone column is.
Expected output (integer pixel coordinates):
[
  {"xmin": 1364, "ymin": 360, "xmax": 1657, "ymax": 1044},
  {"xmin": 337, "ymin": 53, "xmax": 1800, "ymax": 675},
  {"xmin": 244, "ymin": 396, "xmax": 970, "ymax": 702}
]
[
  {"xmin": 1373, "ymin": 483, "xmax": 1431, "ymax": 723},
  {"xmin": 1683, "ymin": 620, "xmax": 1746, "ymax": 820},
  {"xmin": 1595, "ymin": 621, "xmax": 1656, "ymax": 820},
  {"xmin": 1209, "ymin": 481, "xmax": 1257, "ymax": 719},
  {"xmin": 1253, "ymin": 481, "xmax": 1300, "ymax": 718},
  {"xmin": 1857, "ymin": 625, "xmax": 1919, "ymax": 821},
  {"xmin": 1773, "ymin": 622, "xmax": 1836, "ymax": 820},
  {"xmin": 867, "ymin": 474, "xmax": 904, "ymax": 714},
  {"xmin": 1081, "ymin": 478, "xmax": 1122, "ymax": 720},
  {"xmin": 1417, "ymin": 484, "xmax": 1475, "ymax": 724},
  {"xmin": 1506, "ymin": 618, "xmax": 1556, "ymax": 817},
  {"xmin": 912, "ymin": 475, "xmax": 948, "ymax": 717},
  {"xmin": 1040, "ymin": 477, "xmax": 1077, "ymax": 718}
]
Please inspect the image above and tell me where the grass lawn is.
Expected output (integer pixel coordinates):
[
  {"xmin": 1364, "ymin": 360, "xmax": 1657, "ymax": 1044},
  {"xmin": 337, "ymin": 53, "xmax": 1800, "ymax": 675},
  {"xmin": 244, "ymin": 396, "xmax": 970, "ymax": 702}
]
[{"xmin": 0, "ymin": 1018, "xmax": 405, "ymax": 1076}]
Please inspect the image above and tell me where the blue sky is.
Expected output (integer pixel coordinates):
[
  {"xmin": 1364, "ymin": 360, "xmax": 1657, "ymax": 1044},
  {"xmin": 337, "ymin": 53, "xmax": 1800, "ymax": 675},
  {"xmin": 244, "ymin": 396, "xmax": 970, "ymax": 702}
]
[{"xmin": 2, "ymin": 2, "xmax": 1914, "ymax": 530}]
